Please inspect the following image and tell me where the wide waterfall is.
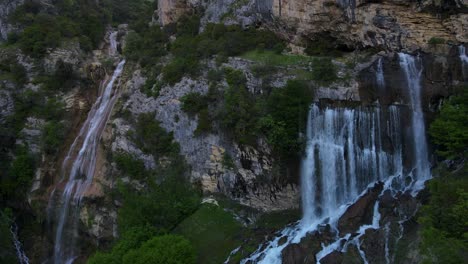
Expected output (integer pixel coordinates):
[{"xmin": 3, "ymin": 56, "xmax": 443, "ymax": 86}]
[
  {"xmin": 301, "ymin": 105, "xmax": 402, "ymax": 225},
  {"xmin": 241, "ymin": 53, "xmax": 431, "ymax": 263},
  {"xmin": 49, "ymin": 32, "xmax": 125, "ymax": 264}
]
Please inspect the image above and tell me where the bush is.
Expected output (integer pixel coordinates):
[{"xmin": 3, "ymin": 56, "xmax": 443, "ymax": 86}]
[
  {"xmin": 259, "ymin": 80, "xmax": 313, "ymax": 160},
  {"xmin": 429, "ymin": 89, "xmax": 468, "ymax": 159},
  {"xmin": 428, "ymin": 37, "xmax": 446, "ymax": 45},
  {"xmin": 220, "ymin": 69, "xmax": 258, "ymax": 145},
  {"xmin": 418, "ymin": 165, "xmax": 468, "ymax": 263},
  {"xmin": 133, "ymin": 113, "xmax": 179, "ymax": 158},
  {"xmin": 42, "ymin": 121, "xmax": 65, "ymax": 155},
  {"xmin": 311, "ymin": 58, "xmax": 338, "ymax": 85},
  {"xmin": 122, "ymin": 235, "xmax": 196, "ymax": 264},
  {"xmin": 180, "ymin": 93, "xmax": 207, "ymax": 115},
  {"xmin": 114, "ymin": 153, "xmax": 148, "ymax": 180},
  {"xmin": 117, "ymin": 161, "xmax": 200, "ymax": 235}
]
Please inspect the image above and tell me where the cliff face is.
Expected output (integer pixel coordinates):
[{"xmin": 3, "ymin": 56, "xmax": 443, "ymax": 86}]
[
  {"xmin": 156, "ymin": 0, "xmax": 467, "ymax": 52},
  {"xmin": 270, "ymin": 0, "xmax": 468, "ymax": 52}
]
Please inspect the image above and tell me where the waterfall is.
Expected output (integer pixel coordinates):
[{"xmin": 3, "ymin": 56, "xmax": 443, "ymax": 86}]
[
  {"xmin": 50, "ymin": 32, "xmax": 125, "ymax": 264},
  {"xmin": 109, "ymin": 32, "xmax": 118, "ymax": 56},
  {"xmin": 10, "ymin": 222, "xmax": 30, "ymax": 264},
  {"xmin": 376, "ymin": 57, "xmax": 385, "ymax": 90},
  {"xmin": 301, "ymin": 105, "xmax": 400, "ymax": 224},
  {"xmin": 241, "ymin": 53, "xmax": 431, "ymax": 263},
  {"xmin": 460, "ymin": 45, "xmax": 468, "ymax": 80},
  {"xmin": 398, "ymin": 53, "xmax": 431, "ymax": 191}
]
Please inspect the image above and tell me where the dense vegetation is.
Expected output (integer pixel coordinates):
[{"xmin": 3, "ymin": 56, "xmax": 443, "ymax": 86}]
[
  {"xmin": 8, "ymin": 0, "xmax": 155, "ymax": 57},
  {"xmin": 180, "ymin": 69, "xmax": 313, "ymax": 162},
  {"xmin": 89, "ymin": 113, "xmax": 200, "ymax": 264},
  {"xmin": 420, "ymin": 87, "xmax": 468, "ymax": 263}
]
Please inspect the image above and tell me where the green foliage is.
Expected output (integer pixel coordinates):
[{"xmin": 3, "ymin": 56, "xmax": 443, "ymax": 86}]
[
  {"xmin": 132, "ymin": 113, "xmax": 179, "ymax": 158},
  {"xmin": 428, "ymin": 37, "xmax": 446, "ymax": 45},
  {"xmin": 0, "ymin": 209, "xmax": 16, "ymax": 264},
  {"xmin": 220, "ymin": 68, "xmax": 258, "ymax": 145},
  {"xmin": 418, "ymin": 165, "xmax": 468, "ymax": 263},
  {"xmin": 88, "ymin": 226, "xmax": 156, "ymax": 264},
  {"xmin": 259, "ymin": 80, "xmax": 313, "ymax": 160},
  {"xmin": 114, "ymin": 153, "xmax": 148, "ymax": 180},
  {"xmin": 123, "ymin": 27, "xmax": 167, "ymax": 67},
  {"xmin": 311, "ymin": 58, "xmax": 338, "ymax": 85},
  {"xmin": 429, "ymin": 89, "xmax": 468, "ymax": 158},
  {"xmin": 0, "ymin": 56, "xmax": 27, "ymax": 86},
  {"xmin": 241, "ymin": 50, "xmax": 314, "ymax": 67},
  {"xmin": 161, "ymin": 20, "xmax": 284, "ymax": 84},
  {"xmin": 180, "ymin": 92, "xmax": 207, "ymax": 115},
  {"xmin": 117, "ymin": 156, "xmax": 200, "ymax": 235},
  {"xmin": 174, "ymin": 204, "xmax": 242, "ymax": 264},
  {"xmin": 0, "ymin": 147, "xmax": 35, "ymax": 198},
  {"xmin": 42, "ymin": 121, "xmax": 65, "ymax": 155},
  {"xmin": 122, "ymin": 235, "xmax": 196, "ymax": 264}
]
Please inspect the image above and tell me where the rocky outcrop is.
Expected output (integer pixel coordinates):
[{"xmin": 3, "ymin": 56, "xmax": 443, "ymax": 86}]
[
  {"xmin": 156, "ymin": 0, "xmax": 192, "ymax": 25},
  {"xmin": 337, "ymin": 183, "xmax": 383, "ymax": 236},
  {"xmin": 270, "ymin": 0, "xmax": 468, "ymax": 52},
  {"xmin": 0, "ymin": 0, "xmax": 24, "ymax": 41}
]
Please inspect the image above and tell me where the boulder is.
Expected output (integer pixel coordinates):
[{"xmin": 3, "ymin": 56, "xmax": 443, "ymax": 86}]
[{"xmin": 337, "ymin": 183, "xmax": 383, "ymax": 235}]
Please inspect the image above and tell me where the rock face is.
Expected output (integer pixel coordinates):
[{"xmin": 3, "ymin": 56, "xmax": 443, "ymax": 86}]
[
  {"xmin": 0, "ymin": 0, "xmax": 24, "ymax": 41},
  {"xmin": 114, "ymin": 61, "xmax": 300, "ymax": 211},
  {"xmin": 269, "ymin": 0, "xmax": 467, "ymax": 52},
  {"xmin": 157, "ymin": 0, "xmax": 192, "ymax": 25}
]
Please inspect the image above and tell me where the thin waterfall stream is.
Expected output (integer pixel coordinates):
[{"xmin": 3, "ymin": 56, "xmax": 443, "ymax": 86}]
[
  {"xmin": 460, "ymin": 45, "xmax": 468, "ymax": 80},
  {"xmin": 241, "ymin": 52, "xmax": 432, "ymax": 263},
  {"xmin": 49, "ymin": 32, "xmax": 125, "ymax": 264}
]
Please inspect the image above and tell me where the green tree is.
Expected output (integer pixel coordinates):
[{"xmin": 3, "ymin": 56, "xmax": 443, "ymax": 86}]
[
  {"xmin": 122, "ymin": 235, "xmax": 196, "ymax": 264},
  {"xmin": 429, "ymin": 88, "xmax": 468, "ymax": 158}
]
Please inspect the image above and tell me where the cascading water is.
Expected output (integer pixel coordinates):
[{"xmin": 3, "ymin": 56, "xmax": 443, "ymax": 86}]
[
  {"xmin": 460, "ymin": 45, "xmax": 468, "ymax": 80},
  {"xmin": 241, "ymin": 53, "xmax": 431, "ymax": 263},
  {"xmin": 50, "ymin": 32, "xmax": 125, "ymax": 264},
  {"xmin": 11, "ymin": 222, "xmax": 30, "ymax": 264},
  {"xmin": 376, "ymin": 57, "xmax": 385, "ymax": 90},
  {"xmin": 398, "ymin": 53, "xmax": 431, "ymax": 191}
]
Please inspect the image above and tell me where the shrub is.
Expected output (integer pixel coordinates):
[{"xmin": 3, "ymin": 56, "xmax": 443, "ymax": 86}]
[
  {"xmin": 429, "ymin": 89, "xmax": 468, "ymax": 159},
  {"xmin": 220, "ymin": 69, "xmax": 258, "ymax": 145},
  {"xmin": 117, "ymin": 161, "xmax": 200, "ymax": 235},
  {"xmin": 259, "ymin": 80, "xmax": 313, "ymax": 160},
  {"xmin": 42, "ymin": 121, "xmax": 65, "ymax": 155},
  {"xmin": 428, "ymin": 37, "xmax": 446, "ymax": 45},
  {"xmin": 122, "ymin": 235, "xmax": 196, "ymax": 264},
  {"xmin": 311, "ymin": 58, "xmax": 338, "ymax": 85},
  {"xmin": 114, "ymin": 153, "xmax": 148, "ymax": 180},
  {"xmin": 133, "ymin": 113, "xmax": 179, "ymax": 158},
  {"xmin": 180, "ymin": 93, "xmax": 207, "ymax": 115},
  {"xmin": 418, "ymin": 165, "xmax": 468, "ymax": 263}
]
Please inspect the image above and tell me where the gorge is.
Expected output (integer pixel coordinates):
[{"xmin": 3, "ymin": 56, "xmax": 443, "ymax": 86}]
[{"xmin": 0, "ymin": 0, "xmax": 467, "ymax": 264}]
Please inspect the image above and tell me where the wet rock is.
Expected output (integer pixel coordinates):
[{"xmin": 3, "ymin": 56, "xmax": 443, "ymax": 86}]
[
  {"xmin": 360, "ymin": 228, "xmax": 387, "ymax": 264},
  {"xmin": 337, "ymin": 183, "xmax": 383, "ymax": 236},
  {"xmin": 320, "ymin": 250, "xmax": 343, "ymax": 264},
  {"xmin": 342, "ymin": 244, "xmax": 362, "ymax": 264},
  {"xmin": 281, "ymin": 243, "xmax": 315, "ymax": 264}
]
